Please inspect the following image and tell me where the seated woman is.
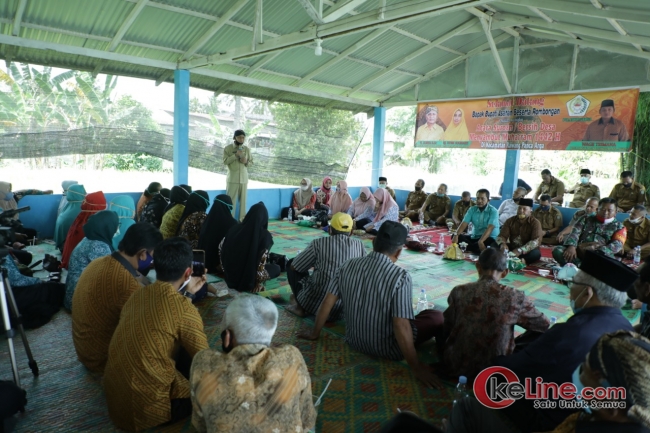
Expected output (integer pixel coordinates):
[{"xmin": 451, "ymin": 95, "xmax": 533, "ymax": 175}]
[
  {"xmin": 328, "ymin": 180, "xmax": 353, "ymax": 219},
  {"xmin": 64, "ymin": 210, "xmax": 119, "ymax": 311},
  {"xmin": 292, "ymin": 178, "xmax": 317, "ymax": 219},
  {"xmin": 109, "ymin": 195, "xmax": 136, "ymax": 251},
  {"xmin": 220, "ymin": 202, "xmax": 280, "ymax": 293},
  {"xmin": 159, "ymin": 186, "xmax": 190, "ymax": 239},
  {"xmin": 348, "ymin": 187, "xmax": 376, "ymax": 229},
  {"xmin": 55, "ymin": 184, "xmax": 86, "ymax": 250},
  {"xmin": 197, "ymin": 194, "xmax": 238, "ymax": 274},
  {"xmin": 136, "ymin": 182, "xmax": 162, "ymax": 220},
  {"xmin": 358, "ymin": 188, "xmax": 399, "ymax": 234},
  {"xmin": 0, "ymin": 181, "xmax": 39, "ymax": 240},
  {"xmin": 61, "ymin": 191, "xmax": 107, "ymax": 269},
  {"xmin": 177, "ymin": 190, "xmax": 210, "ymax": 247},
  {"xmin": 139, "ymin": 187, "xmax": 170, "ymax": 228},
  {"xmin": 57, "ymin": 180, "xmax": 78, "ymax": 216},
  {"xmin": 315, "ymin": 176, "xmax": 332, "ymax": 212}
]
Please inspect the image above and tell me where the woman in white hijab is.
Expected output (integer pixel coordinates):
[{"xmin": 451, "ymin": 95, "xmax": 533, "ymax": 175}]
[{"xmin": 291, "ymin": 178, "xmax": 317, "ymax": 220}]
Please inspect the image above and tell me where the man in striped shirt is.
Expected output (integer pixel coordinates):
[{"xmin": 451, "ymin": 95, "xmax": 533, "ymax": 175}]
[
  {"xmin": 298, "ymin": 221, "xmax": 443, "ymax": 389},
  {"xmin": 286, "ymin": 212, "xmax": 366, "ymax": 318}
]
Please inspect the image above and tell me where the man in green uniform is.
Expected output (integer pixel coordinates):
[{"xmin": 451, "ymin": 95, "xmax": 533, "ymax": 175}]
[
  {"xmin": 557, "ymin": 197, "xmax": 600, "ymax": 243},
  {"xmin": 400, "ymin": 179, "xmax": 427, "ymax": 220},
  {"xmin": 534, "ymin": 169, "xmax": 565, "ymax": 205},
  {"xmin": 223, "ymin": 130, "xmax": 253, "ymax": 221},
  {"xmin": 553, "ymin": 197, "xmax": 626, "ymax": 266},
  {"xmin": 609, "ymin": 170, "xmax": 645, "ymax": 213},
  {"xmin": 532, "ymin": 195, "xmax": 563, "ymax": 245},
  {"xmin": 447, "ymin": 191, "xmax": 475, "ymax": 231},
  {"xmin": 419, "ymin": 183, "xmax": 451, "ymax": 226},
  {"xmin": 567, "ymin": 169, "xmax": 600, "ymax": 208},
  {"xmin": 496, "ymin": 198, "xmax": 544, "ymax": 264},
  {"xmin": 621, "ymin": 205, "xmax": 650, "ymax": 260}
]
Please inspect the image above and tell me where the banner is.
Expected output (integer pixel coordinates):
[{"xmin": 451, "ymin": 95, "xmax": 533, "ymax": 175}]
[{"xmin": 414, "ymin": 88, "xmax": 639, "ymax": 151}]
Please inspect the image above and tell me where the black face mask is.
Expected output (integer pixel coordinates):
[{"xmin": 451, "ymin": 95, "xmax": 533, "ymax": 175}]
[
  {"xmin": 513, "ymin": 198, "xmax": 521, "ymax": 203},
  {"xmin": 415, "ymin": 186, "xmax": 422, "ymax": 192},
  {"xmin": 623, "ymin": 182, "xmax": 632, "ymax": 188},
  {"xmin": 221, "ymin": 330, "xmax": 232, "ymax": 354}
]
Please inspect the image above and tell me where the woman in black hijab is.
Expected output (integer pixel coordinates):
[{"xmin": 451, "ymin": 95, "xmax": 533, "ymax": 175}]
[
  {"xmin": 163, "ymin": 185, "xmax": 190, "ymax": 214},
  {"xmin": 220, "ymin": 202, "xmax": 280, "ymax": 292},
  {"xmin": 176, "ymin": 190, "xmax": 210, "ymax": 239},
  {"xmin": 139, "ymin": 188, "xmax": 170, "ymax": 228},
  {"xmin": 197, "ymin": 194, "xmax": 238, "ymax": 274}
]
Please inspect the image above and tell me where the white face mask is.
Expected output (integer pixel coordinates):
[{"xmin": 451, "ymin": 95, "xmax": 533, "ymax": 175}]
[
  {"xmin": 179, "ymin": 274, "xmax": 191, "ymax": 292},
  {"xmin": 630, "ymin": 216, "xmax": 644, "ymax": 224},
  {"xmin": 378, "ymin": 183, "xmax": 386, "ymax": 189},
  {"xmin": 300, "ymin": 185, "xmax": 309, "ymax": 191},
  {"xmin": 603, "ymin": 217, "xmax": 615, "ymax": 224}
]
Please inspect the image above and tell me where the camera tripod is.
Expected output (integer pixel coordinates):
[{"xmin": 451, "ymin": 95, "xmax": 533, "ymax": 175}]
[{"xmin": 1, "ymin": 265, "xmax": 38, "ymax": 388}]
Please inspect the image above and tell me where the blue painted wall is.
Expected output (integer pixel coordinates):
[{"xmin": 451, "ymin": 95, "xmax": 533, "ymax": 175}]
[{"xmin": 16, "ymin": 188, "xmax": 626, "ymax": 239}]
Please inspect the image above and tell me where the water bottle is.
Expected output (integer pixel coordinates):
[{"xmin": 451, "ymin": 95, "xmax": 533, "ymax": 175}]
[
  {"xmin": 453, "ymin": 376, "xmax": 469, "ymax": 406},
  {"xmin": 416, "ymin": 289, "xmax": 428, "ymax": 314},
  {"xmin": 550, "ymin": 316, "xmax": 557, "ymax": 326},
  {"xmin": 438, "ymin": 234, "xmax": 445, "ymax": 252},
  {"xmin": 468, "ymin": 222, "xmax": 474, "ymax": 236},
  {"xmin": 634, "ymin": 246, "xmax": 641, "ymax": 265},
  {"xmin": 419, "ymin": 211, "xmax": 424, "ymax": 226},
  {"xmin": 288, "ymin": 208, "xmax": 293, "ymax": 221},
  {"xmin": 504, "ymin": 247, "xmax": 509, "ymax": 257}
]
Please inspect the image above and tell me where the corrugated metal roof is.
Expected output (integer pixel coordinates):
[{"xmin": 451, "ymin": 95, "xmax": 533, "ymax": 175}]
[{"xmin": 0, "ymin": 0, "xmax": 649, "ymax": 112}]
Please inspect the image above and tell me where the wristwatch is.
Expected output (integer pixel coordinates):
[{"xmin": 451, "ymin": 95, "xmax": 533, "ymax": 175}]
[{"xmin": 180, "ymin": 289, "xmax": 195, "ymax": 301}]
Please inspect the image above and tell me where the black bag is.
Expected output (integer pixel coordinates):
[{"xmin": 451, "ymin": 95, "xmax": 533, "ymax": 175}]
[
  {"xmin": 0, "ymin": 380, "xmax": 27, "ymax": 420},
  {"xmin": 268, "ymin": 253, "xmax": 288, "ymax": 272},
  {"xmin": 42, "ymin": 254, "xmax": 61, "ymax": 272},
  {"xmin": 312, "ymin": 210, "xmax": 329, "ymax": 228}
]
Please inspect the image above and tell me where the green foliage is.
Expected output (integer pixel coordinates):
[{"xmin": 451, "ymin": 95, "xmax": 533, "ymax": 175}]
[
  {"xmin": 631, "ymin": 92, "xmax": 650, "ymax": 190},
  {"xmin": 103, "ymin": 152, "xmax": 164, "ymax": 172}
]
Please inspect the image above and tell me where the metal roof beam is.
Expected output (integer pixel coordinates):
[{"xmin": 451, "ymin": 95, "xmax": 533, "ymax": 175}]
[
  {"xmin": 109, "ymin": 0, "xmax": 148, "ymax": 52},
  {"xmin": 322, "ymin": 0, "xmax": 370, "ymax": 23},
  {"xmin": 499, "ymin": 0, "xmax": 650, "ymax": 25},
  {"xmin": 344, "ymin": 18, "xmax": 477, "ymax": 96},
  {"xmin": 518, "ymin": 29, "xmax": 650, "ymax": 61},
  {"xmin": 496, "ymin": 12, "xmax": 650, "ymax": 49},
  {"xmin": 181, "ymin": 0, "xmax": 250, "ymax": 60},
  {"xmin": 178, "ymin": 0, "xmax": 496, "ymax": 69},
  {"xmin": 480, "ymin": 17, "xmax": 511, "ymax": 93},
  {"xmin": 296, "ymin": 0, "xmax": 324, "ymax": 24},
  {"xmin": 381, "ymin": 33, "xmax": 510, "ymax": 101},
  {"xmin": 216, "ymin": 52, "xmax": 281, "ymax": 94},
  {"xmin": 466, "ymin": 7, "xmax": 519, "ymax": 37},
  {"xmin": 589, "ymin": 0, "xmax": 643, "ymax": 52},
  {"xmin": 12, "ymin": 0, "xmax": 27, "ymax": 36}
]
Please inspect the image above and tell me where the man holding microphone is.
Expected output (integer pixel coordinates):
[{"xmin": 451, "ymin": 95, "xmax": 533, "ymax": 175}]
[{"xmin": 223, "ymin": 129, "xmax": 253, "ymax": 221}]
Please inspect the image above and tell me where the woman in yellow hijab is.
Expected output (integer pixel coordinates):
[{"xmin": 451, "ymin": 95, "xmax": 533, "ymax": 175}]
[{"xmin": 444, "ymin": 108, "xmax": 470, "ymax": 141}]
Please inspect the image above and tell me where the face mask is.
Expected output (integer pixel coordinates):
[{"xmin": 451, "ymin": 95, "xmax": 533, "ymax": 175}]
[
  {"xmin": 630, "ymin": 216, "xmax": 644, "ymax": 225},
  {"xmin": 623, "ymin": 182, "xmax": 632, "ymax": 188},
  {"xmin": 415, "ymin": 186, "xmax": 422, "ymax": 192},
  {"xmin": 300, "ymin": 185, "xmax": 309, "ymax": 191},
  {"xmin": 3, "ymin": 192, "xmax": 13, "ymax": 201},
  {"xmin": 570, "ymin": 288, "xmax": 589, "ymax": 314},
  {"xmin": 437, "ymin": 193, "xmax": 445, "ymax": 197},
  {"xmin": 137, "ymin": 252, "xmax": 153, "ymax": 273},
  {"xmin": 588, "ymin": 212, "xmax": 597, "ymax": 217},
  {"xmin": 215, "ymin": 198, "xmax": 234, "ymax": 211},
  {"xmin": 596, "ymin": 214, "xmax": 615, "ymax": 224},
  {"xmin": 332, "ymin": 186, "xmax": 337, "ymax": 193},
  {"xmin": 378, "ymin": 184, "xmax": 386, "ymax": 189},
  {"xmin": 571, "ymin": 365, "xmax": 611, "ymax": 414},
  {"xmin": 179, "ymin": 274, "xmax": 191, "ymax": 292},
  {"xmin": 540, "ymin": 205, "xmax": 550, "ymax": 211},
  {"xmin": 518, "ymin": 214, "xmax": 526, "ymax": 219},
  {"xmin": 513, "ymin": 198, "xmax": 521, "ymax": 203},
  {"xmin": 580, "ymin": 177, "xmax": 589, "ymax": 184}
]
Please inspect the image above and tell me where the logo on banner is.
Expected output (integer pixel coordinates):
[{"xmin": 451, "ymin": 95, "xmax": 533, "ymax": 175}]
[{"xmin": 567, "ymin": 95, "xmax": 590, "ymax": 117}]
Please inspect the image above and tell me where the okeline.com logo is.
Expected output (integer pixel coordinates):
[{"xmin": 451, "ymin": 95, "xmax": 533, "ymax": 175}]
[{"xmin": 473, "ymin": 366, "xmax": 626, "ymax": 411}]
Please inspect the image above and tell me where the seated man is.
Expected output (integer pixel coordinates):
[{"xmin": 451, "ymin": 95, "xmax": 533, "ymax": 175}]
[
  {"xmin": 447, "ymin": 191, "xmax": 474, "ymax": 231},
  {"xmin": 400, "ymin": 179, "xmax": 427, "ymax": 220},
  {"xmin": 441, "ymin": 248, "xmax": 549, "ymax": 380},
  {"xmin": 104, "ymin": 237, "xmax": 209, "ymax": 431},
  {"xmin": 553, "ymin": 197, "xmax": 626, "ymax": 266},
  {"xmin": 298, "ymin": 221, "xmax": 442, "ymax": 389},
  {"xmin": 610, "ymin": 170, "xmax": 646, "ymax": 213},
  {"xmin": 498, "ymin": 178, "xmax": 532, "ymax": 197},
  {"xmin": 452, "ymin": 189, "xmax": 499, "ymax": 254},
  {"xmin": 532, "ymin": 194, "xmax": 563, "ymax": 244},
  {"xmin": 497, "ymin": 187, "xmax": 527, "ymax": 226},
  {"xmin": 378, "ymin": 176, "xmax": 396, "ymax": 201},
  {"xmin": 621, "ymin": 205, "xmax": 650, "ymax": 260},
  {"xmin": 286, "ymin": 212, "xmax": 365, "ymax": 318},
  {"xmin": 634, "ymin": 262, "xmax": 650, "ymax": 339},
  {"xmin": 534, "ymin": 169, "xmax": 565, "ymax": 204},
  {"xmin": 419, "ymin": 183, "xmax": 451, "ymax": 226},
  {"xmin": 496, "ymin": 198, "xmax": 543, "ymax": 264},
  {"xmin": 190, "ymin": 295, "xmax": 316, "ymax": 433},
  {"xmin": 566, "ymin": 168, "xmax": 600, "ymax": 208},
  {"xmin": 446, "ymin": 250, "xmax": 637, "ymax": 433},
  {"xmin": 557, "ymin": 196, "xmax": 600, "ymax": 243},
  {"xmin": 71, "ymin": 223, "xmax": 163, "ymax": 373}
]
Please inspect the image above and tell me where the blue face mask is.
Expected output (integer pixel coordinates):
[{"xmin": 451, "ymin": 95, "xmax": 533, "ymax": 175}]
[
  {"xmin": 215, "ymin": 198, "xmax": 234, "ymax": 212},
  {"xmin": 540, "ymin": 205, "xmax": 550, "ymax": 211},
  {"xmin": 580, "ymin": 177, "xmax": 589, "ymax": 184},
  {"xmin": 137, "ymin": 252, "xmax": 153, "ymax": 273},
  {"xmin": 588, "ymin": 212, "xmax": 597, "ymax": 217},
  {"xmin": 437, "ymin": 192, "xmax": 445, "ymax": 197},
  {"xmin": 3, "ymin": 192, "xmax": 13, "ymax": 201},
  {"xmin": 571, "ymin": 364, "xmax": 611, "ymax": 414},
  {"xmin": 570, "ymin": 288, "xmax": 589, "ymax": 314}
]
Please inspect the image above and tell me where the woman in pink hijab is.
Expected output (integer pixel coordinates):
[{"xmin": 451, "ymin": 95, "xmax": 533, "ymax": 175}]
[
  {"xmin": 316, "ymin": 176, "xmax": 332, "ymax": 209},
  {"xmin": 328, "ymin": 180, "xmax": 353, "ymax": 217},
  {"xmin": 364, "ymin": 188, "xmax": 399, "ymax": 234},
  {"xmin": 350, "ymin": 187, "xmax": 376, "ymax": 229}
]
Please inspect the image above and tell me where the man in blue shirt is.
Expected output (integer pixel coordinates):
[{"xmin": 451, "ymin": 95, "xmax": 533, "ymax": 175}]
[{"xmin": 452, "ymin": 189, "xmax": 499, "ymax": 254}]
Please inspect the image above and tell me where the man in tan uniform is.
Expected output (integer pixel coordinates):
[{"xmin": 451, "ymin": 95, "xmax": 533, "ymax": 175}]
[
  {"xmin": 609, "ymin": 170, "xmax": 646, "ymax": 213},
  {"xmin": 447, "ymin": 191, "xmax": 475, "ymax": 231},
  {"xmin": 223, "ymin": 129, "xmax": 253, "ymax": 220},
  {"xmin": 534, "ymin": 169, "xmax": 565, "ymax": 205},
  {"xmin": 567, "ymin": 168, "xmax": 600, "ymax": 208},
  {"xmin": 400, "ymin": 179, "xmax": 427, "ymax": 220},
  {"xmin": 622, "ymin": 205, "xmax": 650, "ymax": 260},
  {"xmin": 420, "ymin": 183, "xmax": 451, "ymax": 226},
  {"xmin": 582, "ymin": 99, "xmax": 630, "ymax": 142},
  {"xmin": 496, "ymin": 198, "xmax": 544, "ymax": 264},
  {"xmin": 532, "ymin": 195, "xmax": 563, "ymax": 245}
]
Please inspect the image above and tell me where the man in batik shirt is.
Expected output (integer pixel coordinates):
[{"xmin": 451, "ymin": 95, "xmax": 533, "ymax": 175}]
[{"xmin": 496, "ymin": 198, "xmax": 544, "ymax": 264}]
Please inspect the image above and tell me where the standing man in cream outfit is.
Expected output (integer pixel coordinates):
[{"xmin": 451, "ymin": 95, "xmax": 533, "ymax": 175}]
[{"xmin": 223, "ymin": 129, "xmax": 253, "ymax": 221}]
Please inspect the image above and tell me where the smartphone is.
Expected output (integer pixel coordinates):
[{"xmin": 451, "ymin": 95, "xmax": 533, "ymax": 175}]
[{"xmin": 192, "ymin": 250, "xmax": 205, "ymax": 277}]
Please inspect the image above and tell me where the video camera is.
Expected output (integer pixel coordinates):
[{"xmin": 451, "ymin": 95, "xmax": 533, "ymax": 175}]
[{"xmin": 0, "ymin": 206, "xmax": 30, "ymax": 245}]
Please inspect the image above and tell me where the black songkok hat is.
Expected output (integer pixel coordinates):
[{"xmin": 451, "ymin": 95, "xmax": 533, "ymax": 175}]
[
  {"xmin": 376, "ymin": 221, "xmax": 407, "ymax": 246},
  {"xmin": 519, "ymin": 198, "xmax": 534, "ymax": 207},
  {"xmin": 580, "ymin": 169, "xmax": 591, "ymax": 175},
  {"xmin": 579, "ymin": 250, "xmax": 638, "ymax": 292},
  {"xmin": 379, "ymin": 177, "xmax": 387, "ymax": 182},
  {"xmin": 601, "ymin": 99, "xmax": 615, "ymax": 109}
]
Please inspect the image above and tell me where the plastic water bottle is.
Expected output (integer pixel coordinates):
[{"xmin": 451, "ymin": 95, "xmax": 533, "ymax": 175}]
[
  {"xmin": 288, "ymin": 208, "xmax": 293, "ymax": 221},
  {"xmin": 634, "ymin": 246, "xmax": 641, "ymax": 265},
  {"xmin": 504, "ymin": 247, "xmax": 509, "ymax": 257},
  {"xmin": 453, "ymin": 376, "xmax": 469, "ymax": 406},
  {"xmin": 468, "ymin": 222, "xmax": 474, "ymax": 236},
  {"xmin": 419, "ymin": 211, "xmax": 424, "ymax": 226},
  {"xmin": 416, "ymin": 289, "xmax": 428, "ymax": 314},
  {"xmin": 438, "ymin": 234, "xmax": 445, "ymax": 252},
  {"xmin": 550, "ymin": 316, "xmax": 557, "ymax": 326}
]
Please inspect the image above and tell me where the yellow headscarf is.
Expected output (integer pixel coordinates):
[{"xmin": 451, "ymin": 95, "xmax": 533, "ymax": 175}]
[{"xmin": 444, "ymin": 108, "xmax": 470, "ymax": 141}]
